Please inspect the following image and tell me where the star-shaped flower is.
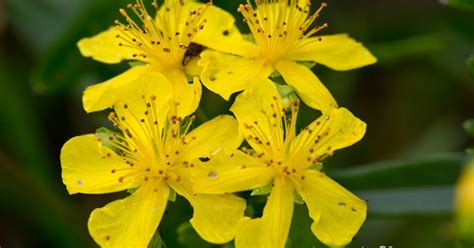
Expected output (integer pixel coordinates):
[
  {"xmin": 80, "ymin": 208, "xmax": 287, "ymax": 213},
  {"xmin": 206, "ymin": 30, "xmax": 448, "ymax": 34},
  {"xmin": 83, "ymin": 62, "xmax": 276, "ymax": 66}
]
[
  {"xmin": 79, "ymin": 0, "xmax": 237, "ymax": 117},
  {"xmin": 61, "ymin": 73, "xmax": 245, "ymax": 247},
  {"xmin": 199, "ymin": 0, "xmax": 376, "ymax": 113},
  {"xmin": 194, "ymin": 79, "xmax": 368, "ymax": 247}
]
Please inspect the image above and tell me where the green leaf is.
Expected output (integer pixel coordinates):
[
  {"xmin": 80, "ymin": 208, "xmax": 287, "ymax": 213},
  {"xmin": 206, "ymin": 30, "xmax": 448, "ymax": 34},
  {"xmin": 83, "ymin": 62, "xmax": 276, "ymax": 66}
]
[
  {"xmin": 148, "ymin": 230, "xmax": 166, "ymax": 248},
  {"xmin": 331, "ymin": 153, "xmax": 466, "ymax": 191},
  {"xmin": 275, "ymin": 83, "xmax": 294, "ymax": 97},
  {"xmin": 358, "ymin": 186, "xmax": 453, "ymax": 217},
  {"xmin": 32, "ymin": 0, "xmax": 125, "ymax": 93},
  {"xmin": 294, "ymin": 191, "xmax": 304, "ymax": 205},
  {"xmin": 467, "ymin": 54, "xmax": 474, "ymax": 77},
  {"xmin": 168, "ymin": 188, "xmax": 177, "ymax": 202},
  {"xmin": 284, "ymin": 237, "xmax": 294, "ymax": 248},
  {"xmin": 176, "ymin": 222, "xmax": 213, "ymax": 248},
  {"xmin": 95, "ymin": 127, "xmax": 121, "ymax": 152},
  {"xmin": 251, "ymin": 183, "xmax": 272, "ymax": 196},
  {"xmin": 466, "ymin": 147, "xmax": 474, "ymax": 154},
  {"xmin": 440, "ymin": 0, "xmax": 474, "ymax": 10},
  {"xmin": 463, "ymin": 118, "xmax": 474, "ymax": 137},
  {"xmin": 0, "ymin": 50, "xmax": 92, "ymax": 247},
  {"xmin": 329, "ymin": 153, "xmax": 466, "ymax": 216},
  {"xmin": 369, "ymin": 33, "xmax": 444, "ymax": 64},
  {"xmin": 7, "ymin": 0, "xmax": 89, "ymax": 53},
  {"xmin": 129, "ymin": 61, "xmax": 147, "ymax": 67}
]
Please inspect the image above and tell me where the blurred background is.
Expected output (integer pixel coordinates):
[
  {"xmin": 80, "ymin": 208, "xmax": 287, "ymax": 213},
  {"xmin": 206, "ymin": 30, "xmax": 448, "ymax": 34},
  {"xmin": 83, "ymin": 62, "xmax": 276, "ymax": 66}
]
[{"xmin": 0, "ymin": 0, "xmax": 473, "ymax": 247}]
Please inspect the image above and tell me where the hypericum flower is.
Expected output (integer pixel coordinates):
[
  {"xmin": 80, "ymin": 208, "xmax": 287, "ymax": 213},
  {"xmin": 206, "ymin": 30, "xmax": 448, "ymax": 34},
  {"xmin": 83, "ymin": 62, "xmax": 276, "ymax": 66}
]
[
  {"xmin": 198, "ymin": 0, "xmax": 376, "ymax": 113},
  {"xmin": 194, "ymin": 79, "xmax": 367, "ymax": 247},
  {"xmin": 78, "ymin": 0, "xmax": 238, "ymax": 117},
  {"xmin": 61, "ymin": 74, "xmax": 245, "ymax": 247}
]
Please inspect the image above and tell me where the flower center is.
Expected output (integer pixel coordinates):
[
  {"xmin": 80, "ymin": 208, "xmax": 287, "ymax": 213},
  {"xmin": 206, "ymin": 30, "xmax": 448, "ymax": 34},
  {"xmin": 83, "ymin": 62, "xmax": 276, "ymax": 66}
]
[
  {"xmin": 105, "ymin": 95, "xmax": 198, "ymax": 183},
  {"xmin": 238, "ymin": 0, "xmax": 327, "ymax": 62},
  {"xmin": 242, "ymin": 95, "xmax": 302, "ymax": 176},
  {"xmin": 114, "ymin": 0, "xmax": 209, "ymax": 69}
]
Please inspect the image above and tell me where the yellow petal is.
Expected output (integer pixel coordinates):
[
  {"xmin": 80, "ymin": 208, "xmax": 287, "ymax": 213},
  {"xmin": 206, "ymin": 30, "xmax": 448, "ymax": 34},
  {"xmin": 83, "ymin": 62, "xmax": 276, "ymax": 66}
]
[
  {"xmin": 231, "ymin": 79, "xmax": 285, "ymax": 155},
  {"xmin": 166, "ymin": 70, "xmax": 202, "ymax": 118},
  {"xmin": 78, "ymin": 27, "xmax": 142, "ymax": 64},
  {"xmin": 60, "ymin": 134, "xmax": 142, "ymax": 194},
  {"xmin": 88, "ymin": 181, "xmax": 169, "ymax": 247},
  {"xmin": 288, "ymin": 34, "xmax": 377, "ymax": 71},
  {"xmin": 235, "ymin": 177, "xmax": 294, "ymax": 248},
  {"xmin": 199, "ymin": 50, "xmax": 273, "ymax": 100},
  {"xmin": 294, "ymin": 170, "xmax": 367, "ymax": 247},
  {"xmin": 82, "ymin": 65, "xmax": 152, "ymax": 113},
  {"xmin": 168, "ymin": 178, "xmax": 246, "ymax": 244},
  {"xmin": 289, "ymin": 107, "xmax": 366, "ymax": 170},
  {"xmin": 275, "ymin": 59, "xmax": 337, "ymax": 113},
  {"xmin": 194, "ymin": 150, "xmax": 274, "ymax": 194},
  {"xmin": 180, "ymin": 115, "xmax": 242, "ymax": 161},
  {"xmin": 183, "ymin": 56, "xmax": 202, "ymax": 76},
  {"xmin": 194, "ymin": 5, "xmax": 259, "ymax": 58}
]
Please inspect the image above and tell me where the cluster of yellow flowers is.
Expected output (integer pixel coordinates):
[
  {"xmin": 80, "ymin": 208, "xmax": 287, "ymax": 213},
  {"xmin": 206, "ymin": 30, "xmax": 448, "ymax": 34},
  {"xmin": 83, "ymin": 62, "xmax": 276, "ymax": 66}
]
[{"xmin": 60, "ymin": 0, "xmax": 376, "ymax": 247}]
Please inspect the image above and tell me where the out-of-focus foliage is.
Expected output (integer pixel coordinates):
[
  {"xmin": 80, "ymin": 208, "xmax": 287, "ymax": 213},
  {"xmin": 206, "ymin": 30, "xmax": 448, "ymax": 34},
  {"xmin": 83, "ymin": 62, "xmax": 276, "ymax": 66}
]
[
  {"xmin": 468, "ymin": 54, "xmax": 474, "ymax": 77},
  {"xmin": 333, "ymin": 153, "xmax": 466, "ymax": 216},
  {"xmin": 1, "ymin": 0, "xmax": 473, "ymax": 247},
  {"xmin": 455, "ymin": 160, "xmax": 474, "ymax": 245},
  {"xmin": 441, "ymin": 0, "xmax": 474, "ymax": 10},
  {"xmin": 464, "ymin": 119, "xmax": 474, "ymax": 137}
]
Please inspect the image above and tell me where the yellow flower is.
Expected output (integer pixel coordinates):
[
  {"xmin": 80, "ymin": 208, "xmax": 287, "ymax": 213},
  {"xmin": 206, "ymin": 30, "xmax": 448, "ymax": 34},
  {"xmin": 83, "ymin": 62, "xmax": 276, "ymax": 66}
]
[
  {"xmin": 61, "ymin": 73, "xmax": 245, "ymax": 247},
  {"xmin": 194, "ymin": 79, "xmax": 367, "ymax": 247},
  {"xmin": 199, "ymin": 0, "xmax": 376, "ymax": 113},
  {"xmin": 78, "ymin": 0, "xmax": 237, "ymax": 117}
]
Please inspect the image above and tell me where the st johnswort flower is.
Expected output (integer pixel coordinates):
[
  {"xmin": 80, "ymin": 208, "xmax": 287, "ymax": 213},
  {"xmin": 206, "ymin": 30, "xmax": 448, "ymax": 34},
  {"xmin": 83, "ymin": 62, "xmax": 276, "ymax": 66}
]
[
  {"xmin": 79, "ymin": 0, "xmax": 239, "ymax": 117},
  {"xmin": 60, "ymin": 73, "xmax": 245, "ymax": 247},
  {"xmin": 199, "ymin": 0, "xmax": 377, "ymax": 113},
  {"xmin": 194, "ymin": 79, "xmax": 368, "ymax": 247}
]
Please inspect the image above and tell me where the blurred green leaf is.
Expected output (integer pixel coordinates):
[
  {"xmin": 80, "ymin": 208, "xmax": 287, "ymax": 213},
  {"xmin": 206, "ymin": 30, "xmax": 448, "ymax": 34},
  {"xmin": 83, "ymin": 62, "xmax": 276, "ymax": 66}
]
[
  {"xmin": 359, "ymin": 186, "xmax": 453, "ymax": 217},
  {"xmin": 6, "ymin": 0, "xmax": 89, "ymax": 52},
  {"xmin": 288, "ymin": 204, "xmax": 325, "ymax": 248},
  {"xmin": 466, "ymin": 147, "xmax": 474, "ymax": 154},
  {"xmin": 32, "ymin": 0, "xmax": 126, "ymax": 93},
  {"xmin": 463, "ymin": 118, "xmax": 474, "ymax": 137},
  {"xmin": 176, "ymin": 222, "xmax": 213, "ymax": 248},
  {"xmin": 440, "ymin": 0, "xmax": 474, "ymax": 10},
  {"xmin": 284, "ymin": 237, "xmax": 294, "ymax": 248},
  {"xmin": 0, "ymin": 152, "xmax": 91, "ymax": 247},
  {"xmin": 467, "ymin": 54, "xmax": 474, "ymax": 77},
  {"xmin": 330, "ymin": 153, "xmax": 466, "ymax": 216},
  {"xmin": 148, "ymin": 230, "xmax": 166, "ymax": 248},
  {"xmin": 369, "ymin": 33, "xmax": 444, "ymax": 64},
  {"xmin": 0, "ymin": 40, "xmax": 91, "ymax": 246},
  {"xmin": 331, "ymin": 153, "xmax": 466, "ymax": 191}
]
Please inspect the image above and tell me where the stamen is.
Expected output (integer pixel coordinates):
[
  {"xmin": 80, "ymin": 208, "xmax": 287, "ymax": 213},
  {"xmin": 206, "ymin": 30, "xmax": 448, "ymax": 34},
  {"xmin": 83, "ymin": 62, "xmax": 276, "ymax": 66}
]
[
  {"xmin": 238, "ymin": 0, "xmax": 329, "ymax": 61},
  {"xmin": 114, "ymin": 0, "xmax": 210, "ymax": 67}
]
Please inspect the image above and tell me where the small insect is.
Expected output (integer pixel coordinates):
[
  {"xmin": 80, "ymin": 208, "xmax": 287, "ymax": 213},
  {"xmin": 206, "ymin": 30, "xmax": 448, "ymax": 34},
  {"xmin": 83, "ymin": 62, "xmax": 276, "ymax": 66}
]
[{"xmin": 182, "ymin": 42, "xmax": 204, "ymax": 66}]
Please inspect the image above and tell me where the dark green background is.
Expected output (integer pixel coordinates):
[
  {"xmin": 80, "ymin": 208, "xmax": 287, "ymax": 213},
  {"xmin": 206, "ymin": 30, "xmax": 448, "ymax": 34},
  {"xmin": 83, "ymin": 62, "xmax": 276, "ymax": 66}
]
[{"xmin": 0, "ymin": 0, "xmax": 473, "ymax": 247}]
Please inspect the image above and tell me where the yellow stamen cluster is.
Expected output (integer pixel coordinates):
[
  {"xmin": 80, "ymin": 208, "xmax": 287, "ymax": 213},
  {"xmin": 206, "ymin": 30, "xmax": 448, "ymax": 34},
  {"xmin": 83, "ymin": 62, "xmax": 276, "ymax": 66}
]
[
  {"xmin": 238, "ymin": 0, "xmax": 328, "ymax": 61},
  {"xmin": 114, "ymin": 0, "xmax": 209, "ymax": 68},
  {"xmin": 241, "ymin": 95, "xmax": 338, "ymax": 180},
  {"xmin": 100, "ymin": 95, "xmax": 197, "ymax": 184}
]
